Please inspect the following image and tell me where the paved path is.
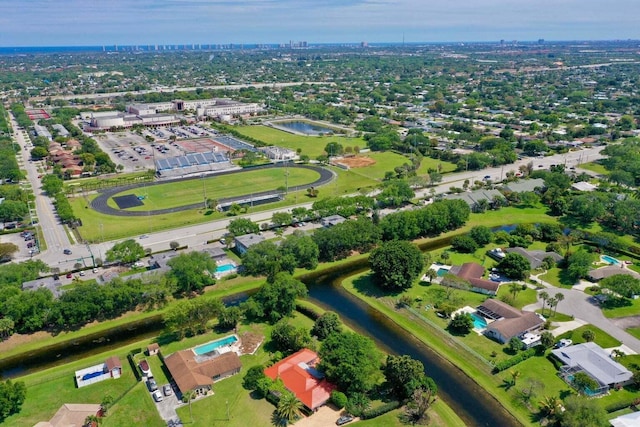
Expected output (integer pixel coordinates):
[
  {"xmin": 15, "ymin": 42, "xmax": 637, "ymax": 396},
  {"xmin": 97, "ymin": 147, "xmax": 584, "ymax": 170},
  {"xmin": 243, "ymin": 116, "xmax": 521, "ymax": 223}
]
[{"xmin": 523, "ymin": 276, "xmax": 640, "ymax": 354}]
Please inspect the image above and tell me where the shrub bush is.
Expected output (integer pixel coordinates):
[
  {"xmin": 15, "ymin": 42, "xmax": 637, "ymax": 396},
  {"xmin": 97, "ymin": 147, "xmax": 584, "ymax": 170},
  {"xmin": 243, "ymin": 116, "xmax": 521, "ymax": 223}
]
[
  {"xmin": 330, "ymin": 391, "xmax": 348, "ymax": 409},
  {"xmin": 492, "ymin": 348, "xmax": 537, "ymax": 373},
  {"xmin": 361, "ymin": 400, "xmax": 401, "ymax": 420}
]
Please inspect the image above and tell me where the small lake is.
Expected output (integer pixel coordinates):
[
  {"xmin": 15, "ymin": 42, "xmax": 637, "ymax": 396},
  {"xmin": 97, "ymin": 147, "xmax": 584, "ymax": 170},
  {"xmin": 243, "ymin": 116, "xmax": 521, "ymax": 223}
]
[{"xmin": 276, "ymin": 121, "xmax": 334, "ymax": 135}]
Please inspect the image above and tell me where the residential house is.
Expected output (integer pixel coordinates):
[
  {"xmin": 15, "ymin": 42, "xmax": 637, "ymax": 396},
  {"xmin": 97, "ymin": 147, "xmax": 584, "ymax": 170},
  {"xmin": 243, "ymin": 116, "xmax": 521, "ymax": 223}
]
[
  {"xmin": 610, "ymin": 411, "xmax": 640, "ymax": 427},
  {"xmin": 444, "ymin": 189, "xmax": 504, "ymax": 210},
  {"xmin": 571, "ymin": 181, "xmax": 597, "ymax": 192},
  {"xmin": 164, "ymin": 350, "xmax": 242, "ymax": 396},
  {"xmin": 234, "ymin": 233, "xmax": 266, "ymax": 255},
  {"xmin": 477, "ymin": 299, "xmax": 544, "ymax": 344},
  {"xmin": 588, "ymin": 265, "xmax": 640, "ymax": 282},
  {"xmin": 501, "ymin": 178, "xmax": 545, "ymax": 193},
  {"xmin": 447, "ymin": 263, "xmax": 501, "ymax": 295},
  {"xmin": 264, "ymin": 348, "xmax": 336, "ymax": 411},
  {"xmin": 320, "ymin": 214, "xmax": 346, "ymax": 228},
  {"xmin": 34, "ymin": 403, "xmax": 101, "ymax": 427},
  {"xmin": 504, "ymin": 247, "xmax": 563, "ymax": 269},
  {"xmin": 552, "ymin": 342, "xmax": 633, "ymax": 394}
]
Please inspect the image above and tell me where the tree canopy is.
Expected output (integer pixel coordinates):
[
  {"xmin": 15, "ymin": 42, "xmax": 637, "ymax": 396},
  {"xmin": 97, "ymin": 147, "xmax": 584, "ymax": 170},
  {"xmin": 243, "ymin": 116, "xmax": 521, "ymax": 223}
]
[
  {"xmin": 319, "ymin": 331, "xmax": 382, "ymax": 393},
  {"xmin": 243, "ymin": 273, "xmax": 307, "ymax": 323},
  {"xmin": 227, "ymin": 218, "xmax": 260, "ymax": 236},
  {"xmin": 498, "ymin": 252, "xmax": 531, "ymax": 280},
  {"xmin": 369, "ymin": 240, "xmax": 424, "ymax": 291},
  {"xmin": 167, "ymin": 251, "xmax": 217, "ymax": 295},
  {"xmin": 105, "ymin": 239, "xmax": 145, "ymax": 264}
]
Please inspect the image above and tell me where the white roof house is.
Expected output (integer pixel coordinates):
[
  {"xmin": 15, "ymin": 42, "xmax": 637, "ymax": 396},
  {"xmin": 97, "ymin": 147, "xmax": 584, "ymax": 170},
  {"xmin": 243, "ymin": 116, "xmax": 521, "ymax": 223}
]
[{"xmin": 552, "ymin": 342, "xmax": 632, "ymax": 388}]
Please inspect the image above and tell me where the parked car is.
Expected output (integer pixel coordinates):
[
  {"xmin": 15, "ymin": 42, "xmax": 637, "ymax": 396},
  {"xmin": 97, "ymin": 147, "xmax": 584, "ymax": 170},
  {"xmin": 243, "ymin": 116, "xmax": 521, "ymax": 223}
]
[
  {"xmin": 555, "ymin": 339, "xmax": 572, "ymax": 349},
  {"xmin": 152, "ymin": 390, "xmax": 164, "ymax": 402},
  {"xmin": 163, "ymin": 384, "xmax": 173, "ymax": 396},
  {"xmin": 66, "ymin": 273, "xmax": 73, "ymax": 279},
  {"xmin": 336, "ymin": 415, "xmax": 355, "ymax": 425},
  {"xmin": 63, "ymin": 249, "xmax": 72, "ymax": 255},
  {"xmin": 147, "ymin": 378, "xmax": 158, "ymax": 392}
]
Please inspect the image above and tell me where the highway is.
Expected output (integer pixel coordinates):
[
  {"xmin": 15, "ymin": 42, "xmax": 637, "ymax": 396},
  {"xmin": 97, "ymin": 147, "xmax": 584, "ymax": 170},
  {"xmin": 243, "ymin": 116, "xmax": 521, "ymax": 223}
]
[{"xmin": 30, "ymin": 82, "xmax": 333, "ymax": 102}]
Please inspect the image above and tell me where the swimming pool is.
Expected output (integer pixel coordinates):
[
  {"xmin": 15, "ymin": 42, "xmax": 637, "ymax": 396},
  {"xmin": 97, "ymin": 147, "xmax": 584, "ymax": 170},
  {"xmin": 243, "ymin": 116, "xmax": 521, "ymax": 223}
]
[
  {"xmin": 193, "ymin": 335, "xmax": 238, "ymax": 356},
  {"xmin": 437, "ymin": 268, "xmax": 450, "ymax": 277},
  {"xmin": 471, "ymin": 313, "xmax": 487, "ymax": 330},
  {"xmin": 216, "ymin": 263, "xmax": 236, "ymax": 274},
  {"xmin": 602, "ymin": 255, "xmax": 620, "ymax": 265}
]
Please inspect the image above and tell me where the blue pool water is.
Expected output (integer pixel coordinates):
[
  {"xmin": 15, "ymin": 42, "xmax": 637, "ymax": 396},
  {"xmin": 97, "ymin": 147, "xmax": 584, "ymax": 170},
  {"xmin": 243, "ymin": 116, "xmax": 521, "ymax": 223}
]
[
  {"xmin": 216, "ymin": 263, "xmax": 236, "ymax": 273},
  {"xmin": 194, "ymin": 335, "xmax": 238, "ymax": 355},
  {"xmin": 471, "ymin": 313, "xmax": 487, "ymax": 330},
  {"xmin": 602, "ymin": 255, "xmax": 620, "ymax": 265},
  {"xmin": 437, "ymin": 268, "xmax": 450, "ymax": 277},
  {"xmin": 82, "ymin": 371, "xmax": 103, "ymax": 381}
]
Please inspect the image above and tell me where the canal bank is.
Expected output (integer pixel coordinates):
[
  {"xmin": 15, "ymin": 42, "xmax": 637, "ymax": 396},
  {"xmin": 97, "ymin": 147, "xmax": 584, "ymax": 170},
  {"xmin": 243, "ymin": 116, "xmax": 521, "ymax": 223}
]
[{"xmin": 2, "ymin": 233, "xmax": 524, "ymax": 426}]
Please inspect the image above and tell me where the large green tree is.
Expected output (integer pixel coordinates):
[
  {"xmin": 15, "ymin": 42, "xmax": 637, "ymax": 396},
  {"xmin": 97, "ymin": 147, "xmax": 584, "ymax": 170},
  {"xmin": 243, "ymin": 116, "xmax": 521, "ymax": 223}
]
[
  {"xmin": 311, "ymin": 311, "xmax": 342, "ymax": 340},
  {"xmin": 319, "ymin": 332, "xmax": 382, "ymax": 394},
  {"xmin": 369, "ymin": 240, "xmax": 424, "ymax": 291},
  {"xmin": 227, "ymin": 217, "xmax": 260, "ymax": 236},
  {"xmin": 167, "ymin": 251, "xmax": 217, "ymax": 294},
  {"xmin": 241, "ymin": 240, "xmax": 296, "ymax": 281},
  {"xmin": 383, "ymin": 355, "xmax": 434, "ymax": 400},
  {"xmin": 243, "ymin": 273, "xmax": 307, "ymax": 323},
  {"xmin": 560, "ymin": 395, "xmax": 608, "ymax": 427},
  {"xmin": 105, "ymin": 239, "xmax": 145, "ymax": 264},
  {"xmin": 0, "ymin": 379, "xmax": 26, "ymax": 422},
  {"xmin": 498, "ymin": 252, "xmax": 531, "ymax": 280}
]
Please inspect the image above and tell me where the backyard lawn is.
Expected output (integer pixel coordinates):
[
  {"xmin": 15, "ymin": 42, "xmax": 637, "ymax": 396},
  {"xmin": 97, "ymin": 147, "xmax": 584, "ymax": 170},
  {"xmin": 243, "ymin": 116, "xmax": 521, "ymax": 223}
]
[{"xmin": 603, "ymin": 297, "xmax": 640, "ymax": 318}]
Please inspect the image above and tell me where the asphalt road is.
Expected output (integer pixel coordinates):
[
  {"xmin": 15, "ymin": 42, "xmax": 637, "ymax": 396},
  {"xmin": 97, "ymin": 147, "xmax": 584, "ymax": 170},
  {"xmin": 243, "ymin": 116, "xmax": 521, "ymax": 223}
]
[
  {"xmin": 525, "ymin": 285, "xmax": 640, "ymax": 354},
  {"xmin": 9, "ymin": 112, "xmax": 74, "ymax": 265}
]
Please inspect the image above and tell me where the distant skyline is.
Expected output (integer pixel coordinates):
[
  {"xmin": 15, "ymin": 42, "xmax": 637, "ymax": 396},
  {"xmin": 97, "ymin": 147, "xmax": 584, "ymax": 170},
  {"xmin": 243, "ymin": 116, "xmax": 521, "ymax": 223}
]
[{"xmin": 0, "ymin": 0, "xmax": 638, "ymax": 47}]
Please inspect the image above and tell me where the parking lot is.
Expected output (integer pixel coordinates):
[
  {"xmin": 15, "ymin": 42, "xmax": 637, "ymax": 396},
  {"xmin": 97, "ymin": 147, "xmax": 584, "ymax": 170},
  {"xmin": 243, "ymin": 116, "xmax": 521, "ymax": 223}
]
[
  {"xmin": 93, "ymin": 125, "xmax": 222, "ymax": 173},
  {"xmin": 2, "ymin": 228, "xmax": 40, "ymax": 260}
]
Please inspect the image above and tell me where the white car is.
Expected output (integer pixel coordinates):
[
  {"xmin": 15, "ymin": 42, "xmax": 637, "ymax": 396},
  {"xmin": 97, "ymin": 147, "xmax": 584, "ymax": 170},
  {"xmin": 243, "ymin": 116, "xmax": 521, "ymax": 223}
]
[{"xmin": 152, "ymin": 390, "xmax": 163, "ymax": 402}]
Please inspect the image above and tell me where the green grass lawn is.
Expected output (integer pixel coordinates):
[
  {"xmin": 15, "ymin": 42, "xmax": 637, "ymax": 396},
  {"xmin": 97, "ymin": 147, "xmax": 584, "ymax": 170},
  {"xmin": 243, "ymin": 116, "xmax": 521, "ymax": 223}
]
[
  {"xmin": 539, "ymin": 267, "xmax": 577, "ymax": 288},
  {"xmin": 416, "ymin": 157, "xmax": 457, "ymax": 175},
  {"xmin": 578, "ymin": 161, "xmax": 609, "ymax": 175},
  {"xmin": 236, "ymin": 125, "xmax": 366, "ymax": 158},
  {"xmin": 603, "ymin": 297, "xmax": 640, "ymax": 318},
  {"xmin": 497, "ymin": 286, "xmax": 538, "ymax": 310},
  {"xmin": 5, "ymin": 341, "xmax": 165, "ymax": 427},
  {"xmin": 557, "ymin": 325, "xmax": 621, "ymax": 348},
  {"xmin": 109, "ymin": 167, "xmax": 320, "ymax": 212},
  {"xmin": 626, "ymin": 327, "xmax": 640, "ymax": 340}
]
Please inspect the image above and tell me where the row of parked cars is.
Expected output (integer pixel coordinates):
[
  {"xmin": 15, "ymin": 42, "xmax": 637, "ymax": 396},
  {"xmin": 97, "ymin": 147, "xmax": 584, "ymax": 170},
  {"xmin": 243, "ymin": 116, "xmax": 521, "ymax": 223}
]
[{"xmin": 140, "ymin": 359, "xmax": 173, "ymax": 403}]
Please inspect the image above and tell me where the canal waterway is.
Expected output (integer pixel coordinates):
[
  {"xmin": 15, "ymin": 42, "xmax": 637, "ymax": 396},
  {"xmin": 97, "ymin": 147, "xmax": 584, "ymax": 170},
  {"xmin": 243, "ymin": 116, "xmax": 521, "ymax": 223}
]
[
  {"xmin": 0, "ymin": 233, "xmax": 522, "ymax": 426},
  {"xmin": 301, "ymin": 265, "xmax": 521, "ymax": 427}
]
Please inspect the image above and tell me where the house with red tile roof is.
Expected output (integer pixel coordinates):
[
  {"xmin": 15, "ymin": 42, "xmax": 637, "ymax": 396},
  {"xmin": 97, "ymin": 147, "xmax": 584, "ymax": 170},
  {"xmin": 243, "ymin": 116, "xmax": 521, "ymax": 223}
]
[{"xmin": 264, "ymin": 348, "xmax": 336, "ymax": 411}]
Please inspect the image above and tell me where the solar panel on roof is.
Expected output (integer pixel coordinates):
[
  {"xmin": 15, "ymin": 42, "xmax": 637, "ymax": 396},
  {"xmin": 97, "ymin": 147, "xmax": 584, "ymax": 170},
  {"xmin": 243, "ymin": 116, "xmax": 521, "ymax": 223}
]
[{"xmin": 203, "ymin": 152, "xmax": 214, "ymax": 161}]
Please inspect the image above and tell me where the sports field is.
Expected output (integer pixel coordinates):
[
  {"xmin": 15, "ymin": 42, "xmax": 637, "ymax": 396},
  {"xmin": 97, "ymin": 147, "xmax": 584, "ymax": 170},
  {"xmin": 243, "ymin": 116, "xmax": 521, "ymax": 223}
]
[
  {"xmin": 236, "ymin": 125, "xmax": 366, "ymax": 158},
  {"xmin": 106, "ymin": 167, "xmax": 321, "ymax": 212}
]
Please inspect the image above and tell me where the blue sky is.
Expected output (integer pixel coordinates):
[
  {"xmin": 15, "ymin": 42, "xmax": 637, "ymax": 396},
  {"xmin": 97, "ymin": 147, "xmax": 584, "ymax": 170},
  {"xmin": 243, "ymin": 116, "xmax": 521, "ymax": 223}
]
[{"xmin": 0, "ymin": 0, "xmax": 638, "ymax": 46}]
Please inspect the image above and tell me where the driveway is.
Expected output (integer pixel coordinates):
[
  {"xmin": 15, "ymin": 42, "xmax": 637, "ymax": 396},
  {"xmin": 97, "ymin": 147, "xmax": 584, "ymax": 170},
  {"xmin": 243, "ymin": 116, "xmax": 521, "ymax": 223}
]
[
  {"xmin": 293, "ymin": 405, "xmax": 353, "ymax": 427},
  {"xmin": 150, "ymin": 382, "xmax": 182, "ymax": 426},
  {"xmin": 524, "ymin": 284, "xmax": 640, "ymax": 354}
]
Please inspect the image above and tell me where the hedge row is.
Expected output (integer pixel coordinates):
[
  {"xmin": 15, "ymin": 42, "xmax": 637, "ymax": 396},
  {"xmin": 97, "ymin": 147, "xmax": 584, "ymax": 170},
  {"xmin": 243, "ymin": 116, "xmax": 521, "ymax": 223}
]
[
  {"xmin": 361, "ymin": 400, "xmax": 401, "ymax": 420},
  {"xmin": 492, "ymin": 348, "xmax": 537, "ymax": 373}
]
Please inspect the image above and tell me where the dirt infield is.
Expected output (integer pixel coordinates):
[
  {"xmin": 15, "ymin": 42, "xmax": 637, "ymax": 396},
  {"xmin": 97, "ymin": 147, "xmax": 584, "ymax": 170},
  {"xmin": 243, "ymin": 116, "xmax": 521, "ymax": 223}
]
[{"xmin": 334, "ymin": 156, "xmax": 376, "ymax": 168}]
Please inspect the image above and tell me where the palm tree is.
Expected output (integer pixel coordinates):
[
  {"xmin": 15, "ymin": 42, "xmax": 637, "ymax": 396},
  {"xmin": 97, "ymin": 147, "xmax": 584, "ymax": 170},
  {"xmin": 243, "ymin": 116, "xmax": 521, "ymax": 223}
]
[
  {"xmin": 510, "ymin": 370, "xmax": 521, "ymax": 385},
  {"xmin": 539, "ymin": 395, "xmax": 563, "ymax": 419},
  {"xmin": 276, "ymin": 392, "xmax": 303, "ymax": 424},
  {"xmin": 182, "ymin": 390, "xmax": 196, "ymax": 422},
  {"xmin": 553, "ymin": 293, "xmax": 564, "ymax": 317},
  {"xmin": 425, "ymin": 268, "xmax": 437, "ymax": 283},
  {"xmin": 539, "ymin": 291, "xmax": 549, "ymax": 316},
  {"xmin": 547, "ymin": 297, "xmax": 557, "ymax": 318}
]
